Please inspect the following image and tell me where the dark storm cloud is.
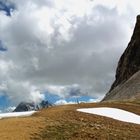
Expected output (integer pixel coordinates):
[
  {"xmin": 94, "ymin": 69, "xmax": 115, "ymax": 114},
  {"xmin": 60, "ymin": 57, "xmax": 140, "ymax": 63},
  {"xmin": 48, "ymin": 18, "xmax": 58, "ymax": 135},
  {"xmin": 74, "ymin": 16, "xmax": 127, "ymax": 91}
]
[{"xmin": 0, "ymin": 0, "xmax": 136, "ymax": 103}]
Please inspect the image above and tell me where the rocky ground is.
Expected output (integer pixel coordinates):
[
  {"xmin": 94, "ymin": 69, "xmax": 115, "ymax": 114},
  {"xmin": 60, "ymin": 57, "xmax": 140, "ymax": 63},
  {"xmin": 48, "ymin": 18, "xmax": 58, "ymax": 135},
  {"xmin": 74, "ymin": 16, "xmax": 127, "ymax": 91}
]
[{"xmin": 0, "ymin": 102, "xmax": 140, "ymax": 140}]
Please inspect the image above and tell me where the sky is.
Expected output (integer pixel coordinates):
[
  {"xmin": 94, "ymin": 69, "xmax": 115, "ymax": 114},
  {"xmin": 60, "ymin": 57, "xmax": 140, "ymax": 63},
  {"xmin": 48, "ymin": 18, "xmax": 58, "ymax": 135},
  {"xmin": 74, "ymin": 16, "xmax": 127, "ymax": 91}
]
[{"xmin": 0, "ymin": 0, "xmax": 140, "ymax": 108}]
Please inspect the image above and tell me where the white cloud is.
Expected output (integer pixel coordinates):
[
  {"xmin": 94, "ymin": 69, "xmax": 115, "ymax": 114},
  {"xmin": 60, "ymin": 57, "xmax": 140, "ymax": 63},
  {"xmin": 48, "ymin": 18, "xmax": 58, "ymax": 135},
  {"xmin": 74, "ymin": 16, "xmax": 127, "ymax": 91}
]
[
  {"xmin": 86, "ymin": 96, "xmax": 104, "ymax": 103},
  {"xmin": 87, "ymin": 99, "xmax": 99, "ymax": 103},
  {"xmin": 0, "ymin": 0, "xmax": 139, "ymax": 104},
  {"xmin": 30, "ymin": 88, "xmax": 45, "ymax": 104},
  {"xmin": 54, "ymin": 99, "xmax": 75, "ymax": 105},
  {"xmin": 55, "ymin": 97, "xmax": 101, "ymax": 105},
  {"xmin": 4, "ymin": 106, "xmax": 16, "ymax": 112}
]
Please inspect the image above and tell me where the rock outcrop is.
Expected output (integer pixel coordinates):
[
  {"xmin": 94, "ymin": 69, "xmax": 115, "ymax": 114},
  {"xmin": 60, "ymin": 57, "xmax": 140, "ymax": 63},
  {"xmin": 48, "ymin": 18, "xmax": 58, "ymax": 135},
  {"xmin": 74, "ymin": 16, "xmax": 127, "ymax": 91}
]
[
  {"xmin": 102, "ymin": 70, "xmax": 140, "ymax": 101},
  {"xmin": 102, "ymin": 15, "xmax": 140, "ymax": 101}
]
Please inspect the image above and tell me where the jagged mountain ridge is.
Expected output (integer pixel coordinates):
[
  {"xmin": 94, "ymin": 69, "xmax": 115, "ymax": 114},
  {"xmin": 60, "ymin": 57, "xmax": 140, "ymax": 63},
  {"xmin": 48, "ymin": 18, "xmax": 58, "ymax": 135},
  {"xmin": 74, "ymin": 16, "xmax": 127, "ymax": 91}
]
[
  {"xmin": 14, "ymin": 102, "xmax": 35, "ymax": 112},
  {"xmin": 14, "ymin": 100, "xmax": 53, "ymax": 112},
  {"xmin": 103, "ymin": 15, "xmax": 140, "ymax": 101}
]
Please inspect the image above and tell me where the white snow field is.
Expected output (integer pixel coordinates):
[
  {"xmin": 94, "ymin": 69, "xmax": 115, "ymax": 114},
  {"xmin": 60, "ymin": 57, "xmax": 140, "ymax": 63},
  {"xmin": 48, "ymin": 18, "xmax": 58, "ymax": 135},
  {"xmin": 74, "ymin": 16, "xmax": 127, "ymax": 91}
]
[
  {"xmin": 0, "ymin": 111, "xmax": 36, "ymax": 119},
  {"xmin": 77, "ymin": 107, "xmax": 140, "ymax": 124}
]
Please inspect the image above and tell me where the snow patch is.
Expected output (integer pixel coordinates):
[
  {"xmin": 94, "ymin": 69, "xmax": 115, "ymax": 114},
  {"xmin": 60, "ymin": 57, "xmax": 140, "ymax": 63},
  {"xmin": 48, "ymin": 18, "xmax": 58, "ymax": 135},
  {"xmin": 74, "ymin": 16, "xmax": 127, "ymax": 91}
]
[
  {"xmin": 0, "ymin": 111, "xmax": 36, "ymax": 119},
  {"xmin": 77, "ymin": 107, "xmax": 140, "ymax": 124}
]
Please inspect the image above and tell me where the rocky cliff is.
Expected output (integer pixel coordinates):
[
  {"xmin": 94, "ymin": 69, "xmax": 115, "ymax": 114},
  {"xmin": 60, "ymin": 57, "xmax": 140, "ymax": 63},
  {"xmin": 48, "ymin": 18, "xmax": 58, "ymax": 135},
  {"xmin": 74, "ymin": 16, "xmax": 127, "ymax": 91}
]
[{"xmin": 102, "ymin": 15, "xmax": 140, "ymax": 101}]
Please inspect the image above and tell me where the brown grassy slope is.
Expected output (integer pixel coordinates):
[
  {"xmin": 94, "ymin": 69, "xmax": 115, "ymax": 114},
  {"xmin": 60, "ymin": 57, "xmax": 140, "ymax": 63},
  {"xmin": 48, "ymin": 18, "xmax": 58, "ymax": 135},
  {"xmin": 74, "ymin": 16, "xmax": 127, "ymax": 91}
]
[
  {"xmin": 0, "ymin": 102, "xmax": 140, "ymax": 140},
  {"xmin": 32, "ymin": 102, "xmax": 140, "ymax": 140},
  {"xmin": 0, "ymin": 116, "xmax": 46, "ymax": 140}
]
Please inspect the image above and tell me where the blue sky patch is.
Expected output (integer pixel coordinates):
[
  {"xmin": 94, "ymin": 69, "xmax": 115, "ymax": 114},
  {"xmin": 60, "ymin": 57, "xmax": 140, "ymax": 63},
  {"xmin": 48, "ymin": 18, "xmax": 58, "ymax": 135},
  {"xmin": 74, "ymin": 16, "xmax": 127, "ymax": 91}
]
[
  {"xmin": 45, "ymin": 92, "xmax": 61, "ymax": 104},
  {"xmin": 45, "ymin": 92, "xmax": 96, "ymax": 104},
  {"xmin": 0, "ymin": 0, "xmax": 15, "ymax": 16},
  {"xmin": 0, "ymin": 40, "xmax": 7, "ymax": 51},
  {"xmin": 66, "ymin": 95, "xmax": 95, "ymax": 103},
  {"xmin": 0, "ymin": 95, "xmax": 11, "ymax": 110}
]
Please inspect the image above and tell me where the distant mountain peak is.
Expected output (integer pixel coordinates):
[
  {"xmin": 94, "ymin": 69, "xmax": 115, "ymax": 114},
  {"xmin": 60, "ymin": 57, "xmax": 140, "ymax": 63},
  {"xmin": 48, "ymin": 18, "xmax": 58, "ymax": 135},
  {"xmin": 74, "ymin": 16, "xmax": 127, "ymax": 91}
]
[{"xmin": 14, "ymin": 100, "xmax": 53, "ymax": 112}]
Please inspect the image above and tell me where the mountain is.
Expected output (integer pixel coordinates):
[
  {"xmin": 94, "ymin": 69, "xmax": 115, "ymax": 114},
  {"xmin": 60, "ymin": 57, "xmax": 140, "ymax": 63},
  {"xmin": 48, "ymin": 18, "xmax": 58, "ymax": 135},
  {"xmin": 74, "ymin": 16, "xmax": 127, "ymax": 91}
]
[
  {"xmin": 36, "ymin": 100, "xmax": 53, "ymax": 110},
  {"xmin": 102, "ymin": 15, "xmax": 140, "ymax": 101},
  {"xmin": 14, "ymin": 102, "xmax": 35, "ymax": 112},
  {"xmin": 14, "ymin": 100, "xmax": 53, "ymax": 112}
]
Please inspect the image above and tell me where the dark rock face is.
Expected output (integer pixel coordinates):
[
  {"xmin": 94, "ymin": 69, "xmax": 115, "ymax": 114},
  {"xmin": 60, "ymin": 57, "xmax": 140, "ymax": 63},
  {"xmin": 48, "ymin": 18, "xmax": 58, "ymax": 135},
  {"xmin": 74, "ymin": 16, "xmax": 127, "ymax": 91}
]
[
  {"xmin": 14, "ymin": 102, "xmax": 35, "ymax": 112},
  {"xmin": 102, "ymin": 15, "xmax": 140, "ymax": 101},
  {"xmin": 110, "ymin": 15, "xmax": 140, "ymax": 91}
]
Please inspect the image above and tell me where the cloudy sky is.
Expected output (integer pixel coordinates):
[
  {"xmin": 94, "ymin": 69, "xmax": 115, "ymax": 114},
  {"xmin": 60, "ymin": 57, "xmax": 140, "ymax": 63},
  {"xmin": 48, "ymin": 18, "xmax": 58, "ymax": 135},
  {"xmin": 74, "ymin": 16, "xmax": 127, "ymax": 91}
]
[{"xmin": 0, "ymin": 0, "xmax": 140, "ymax": 107}]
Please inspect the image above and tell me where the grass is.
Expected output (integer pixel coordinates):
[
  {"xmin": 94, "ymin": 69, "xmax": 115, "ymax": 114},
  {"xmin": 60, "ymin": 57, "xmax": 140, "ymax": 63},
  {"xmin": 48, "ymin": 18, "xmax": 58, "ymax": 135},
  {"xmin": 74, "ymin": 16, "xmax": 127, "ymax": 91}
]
[
  {"xmin": 32, "ymin": 102, "xmax": 140, "ymax": 140},
  {"xmin": 0, "ymin": 102, "xmax": 140, "ymax": 140},
  {"xmin": 0, "ymin": 116, "xmax": 46, "ymax": 140},
  {"xmin": 39, "ymin": 121, "xmax": 80, "ymax": 140}
]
